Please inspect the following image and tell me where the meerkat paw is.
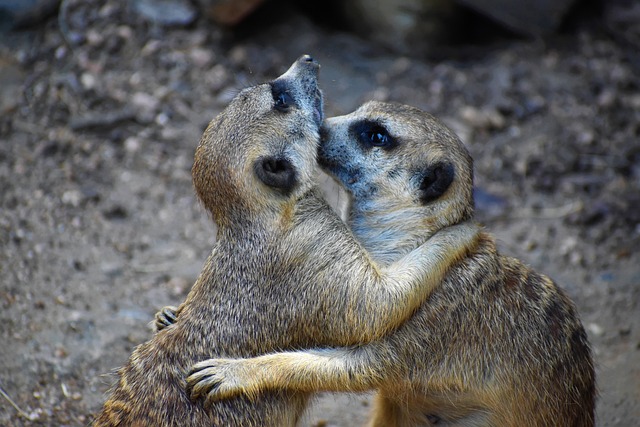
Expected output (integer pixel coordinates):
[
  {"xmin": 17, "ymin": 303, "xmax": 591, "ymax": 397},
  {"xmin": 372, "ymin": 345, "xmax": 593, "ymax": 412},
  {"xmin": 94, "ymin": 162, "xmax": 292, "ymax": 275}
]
[
  {"xmin": 187, "ymin": 358, "xmax": 260, "ymax": 404},
  {"xmin": 154, "ymin": 305, "xmax": 178, "ymax": 332}
]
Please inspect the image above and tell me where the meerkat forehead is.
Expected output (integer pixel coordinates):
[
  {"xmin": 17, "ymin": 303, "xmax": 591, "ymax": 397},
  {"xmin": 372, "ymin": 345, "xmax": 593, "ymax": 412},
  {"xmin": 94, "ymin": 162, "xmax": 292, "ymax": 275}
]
[{"xmin": 340, "ymin": 101, "xmax": 469, "ymax": 172}]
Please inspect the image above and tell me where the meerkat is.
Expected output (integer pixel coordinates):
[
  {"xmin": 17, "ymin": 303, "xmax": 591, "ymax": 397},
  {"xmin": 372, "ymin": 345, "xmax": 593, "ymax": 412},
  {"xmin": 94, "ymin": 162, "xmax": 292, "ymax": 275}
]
[
  {"xmin": 185, "ymin": 101, "xmax": 596, "ymax": 427},
  {"xmin": 93, "ymin": 59, "xmax": 480, "ymax": 427}
]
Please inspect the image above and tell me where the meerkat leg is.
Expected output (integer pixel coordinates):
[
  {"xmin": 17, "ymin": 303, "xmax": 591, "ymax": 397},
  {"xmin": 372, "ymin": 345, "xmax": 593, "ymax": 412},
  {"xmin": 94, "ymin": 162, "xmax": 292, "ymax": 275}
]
[
  {"xmin": 371, "ymin": 391, "xmax": 491, "ymax": 427},
  {"xmin": 154, "ymin": 305, "xmax": 178, "ymax": 332},
  {"xmin": 367, "ymin": 393, "xmax": 405, "ymax": 427},
  {"xmin": 367, "ymin": 393, "xmax": 434, "ymax": 427}
]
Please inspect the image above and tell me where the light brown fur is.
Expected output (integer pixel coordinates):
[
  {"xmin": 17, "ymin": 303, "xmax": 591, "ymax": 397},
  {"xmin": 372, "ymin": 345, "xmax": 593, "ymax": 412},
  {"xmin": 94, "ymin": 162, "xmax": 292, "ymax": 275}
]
[
  {"xmin": 93, "ymin": 62, "xmax": 479, "ymax": 427},
  {"xmin": 187, "ymin": 102, "xmax": 596, "ymax": 426}
]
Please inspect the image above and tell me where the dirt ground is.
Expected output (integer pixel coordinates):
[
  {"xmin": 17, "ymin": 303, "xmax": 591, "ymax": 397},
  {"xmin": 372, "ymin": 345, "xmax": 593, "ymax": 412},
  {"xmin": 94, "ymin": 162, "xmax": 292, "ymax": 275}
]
[{"xmin": 1, "ymin": 0, "xmax": 639, "ymax": 425}]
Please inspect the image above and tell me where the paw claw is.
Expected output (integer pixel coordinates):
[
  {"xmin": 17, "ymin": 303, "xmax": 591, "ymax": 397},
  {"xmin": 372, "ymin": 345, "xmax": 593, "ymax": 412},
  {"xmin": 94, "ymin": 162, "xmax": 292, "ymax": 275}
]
[
  {"xmin": 154, "ymin": 306, "xmax": 178, "ymax": 331},
  {"xmin": 189, "ymin": 361, "xmax": 212, "ymax": 374},
  {"xmin": 187, "ymin": 370, "xmax": 226, "ymax": 402},
  {"xmin": 186, "ymin": 359, "xmax": 249, "ymax": 402}
]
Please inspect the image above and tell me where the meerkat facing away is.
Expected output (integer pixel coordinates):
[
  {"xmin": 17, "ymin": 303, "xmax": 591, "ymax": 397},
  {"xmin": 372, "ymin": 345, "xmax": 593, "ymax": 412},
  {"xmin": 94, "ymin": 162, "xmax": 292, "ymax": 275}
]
[
  {"xmin": 186, "ymin": 101, "xmax": 596, "ymax": 427},
  {"xmin": 93, "ymin": 60, "xmax": 480, "ymax": 427}
]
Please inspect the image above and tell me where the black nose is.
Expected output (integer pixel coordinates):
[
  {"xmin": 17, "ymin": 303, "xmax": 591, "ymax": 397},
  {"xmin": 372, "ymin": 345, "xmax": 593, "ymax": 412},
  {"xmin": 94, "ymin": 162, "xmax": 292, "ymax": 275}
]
[{"xmin": 300, "ymin": 54, "xmax": 319, "ymax": 66}]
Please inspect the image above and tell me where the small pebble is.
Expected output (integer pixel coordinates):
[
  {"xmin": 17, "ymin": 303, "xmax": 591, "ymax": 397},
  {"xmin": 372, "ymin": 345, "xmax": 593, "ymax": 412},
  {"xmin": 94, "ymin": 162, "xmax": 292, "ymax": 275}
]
[
  {"xmin": 80, "ymin": 73, "xmax": 97, "ymax": 90},
  {"xmin": 460, "ymin": 106, "xmax": 505, "ymax": 130},
  {"xmin": 587, "ymin": 323, "xmax": 604, "ymax": 337},
  {"xmin": 124, "ymin": 136, "xmax": 141, "ymax": 153},
  {"xmin": 133, "ymin": 0, "xmax": 198, "ymax": 26},
  {"xmin": 61, "ymin": 190, "xmax": 83, "ymax": 208},
  {"xmin": 132, "ymin": 92, "xmax": 160, "ymax": 116},
  {"xmin": 189, "ymin": 47, "xmax": 214, "ymax": 68}
]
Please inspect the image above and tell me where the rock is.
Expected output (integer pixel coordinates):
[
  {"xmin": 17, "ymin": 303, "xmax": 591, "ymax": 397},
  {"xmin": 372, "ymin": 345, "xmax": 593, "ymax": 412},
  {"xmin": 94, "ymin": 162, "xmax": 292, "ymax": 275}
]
[
  {"xmin": 456, "ymin": 0, "xmax": 579, "ymax": 36},
  {"xmin": 0, "ymin": 55, "xmax": 24, "ymax": 114},
  {"xmin": 459, "ymin": 105, "xmax": 506, "ymax": 130},
  {"xmin": 189, "ymin": 47, "xmax": 214, "ymax": 67},
  {"xmin": 196, "ymin": 0, "xmax": 265, "ymax": 26},
  {"xmin": 587, "ymin": 323, "xmax": 604, "ymax": 337},
  {"xmin": 132, "ymin": 0, "xmax": 198, "ymax": 27},
  {"xmin": 0, "ymin": 0, "xmax": 60, "ymax": 31},
  {"xmin": 80, "ymin": 72, "xmax": 97, "ymax": 90},
  {"xmin": 103, "ymin": 205, "xmax": 128, "ymax": 221},
  {"xmin": 131, "ymin": 91, "xmax": 160, "ymax": 117},
  {"xmin": 341, "ymin": 0, "xmax": 460, "ymax": 53},
  {"xmin": 605, "ymin": 0, "xmax": 640, "ymax": 50},
  {"xmin": 61, "ymin": 190, "xmax": 83, "ymax": 208}
]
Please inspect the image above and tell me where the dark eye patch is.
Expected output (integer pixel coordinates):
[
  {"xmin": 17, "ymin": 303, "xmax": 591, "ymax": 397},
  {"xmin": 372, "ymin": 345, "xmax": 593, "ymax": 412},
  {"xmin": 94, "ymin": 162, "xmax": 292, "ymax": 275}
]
[
  {"xmin": 350, "ymin": 120, "xmax": 398, "ymax": 150},
  {"xmin": 271, "ymin": 80, "xmax": 295, "ymax": 112}
]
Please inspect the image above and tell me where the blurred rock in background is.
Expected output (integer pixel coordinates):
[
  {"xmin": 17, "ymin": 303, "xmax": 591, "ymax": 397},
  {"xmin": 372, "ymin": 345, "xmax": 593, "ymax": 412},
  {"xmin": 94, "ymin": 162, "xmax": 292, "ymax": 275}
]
[
  {"xmin": 190, "ymin": 0, "xmax": 593, "ymax": 53},
  {"xmin": 457, "ymin": 0, "xmax": 578, "ymax": 36},
  {"xmin": 339, "ymin": 0, "xmax": 461, "ymax": 54},
  {"xmin": 604, "ymin": 0, "xmax": 640, "ymax": 54},
  {"xmin": 0, "ymin": 0, "xmax": 60, "ymax": 31},
  {"xmin": 196, "ymin": 0, "xmax": 266, "ymax": 26},
  {"xmin": 133, "ymin": 0, "xmax": 198, "ymax": 27}
]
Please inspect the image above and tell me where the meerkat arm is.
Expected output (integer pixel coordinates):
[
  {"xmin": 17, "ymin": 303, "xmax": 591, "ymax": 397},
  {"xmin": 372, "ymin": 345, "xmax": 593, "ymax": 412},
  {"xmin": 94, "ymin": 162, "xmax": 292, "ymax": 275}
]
[
  {"xmin": 188, "ymin": 347, "xmax": 381, "ymax": 403},
  {"xmin": 186, "ymin": 222, "xmax": 480, "ymax": 404},
  {"xmin": 155, "ymin": 223, "xmax": 478, "ymax": 343},
  {"xmin": 314, "ymin": 221, "xmax": 479, "ymax": 344},
  {"xmin": 156, "ymin": 221, "xmax": 479, "ymax": 345}
]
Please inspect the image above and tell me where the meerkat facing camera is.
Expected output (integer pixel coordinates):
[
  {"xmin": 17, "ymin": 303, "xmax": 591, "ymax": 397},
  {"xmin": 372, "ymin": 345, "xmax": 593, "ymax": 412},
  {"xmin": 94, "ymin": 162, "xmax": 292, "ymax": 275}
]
[
  {"xmin": 93, "ymin": 61, "xmax": 480, "ymax": 427},
  {"xmin": 186, "ymin": 101, "xmax": 595, "ymax": 427}
]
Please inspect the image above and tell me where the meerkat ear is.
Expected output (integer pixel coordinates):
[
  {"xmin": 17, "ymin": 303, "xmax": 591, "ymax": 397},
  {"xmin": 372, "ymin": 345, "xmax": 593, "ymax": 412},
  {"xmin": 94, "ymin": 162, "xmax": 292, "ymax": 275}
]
[
  {"xmin": 418, "ymin": 162, "xmax": 455, "ymax": 204},
  {"xmin": 254, "ymin": 156, "xmax": 297, "ymax": 195}
]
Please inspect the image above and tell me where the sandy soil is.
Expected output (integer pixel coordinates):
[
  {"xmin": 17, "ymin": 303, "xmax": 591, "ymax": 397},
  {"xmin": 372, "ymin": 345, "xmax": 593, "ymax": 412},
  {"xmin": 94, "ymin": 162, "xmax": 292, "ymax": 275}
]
[{"xmin": 1, "ymin": 0, "xmax": 638, "ymax": 425}]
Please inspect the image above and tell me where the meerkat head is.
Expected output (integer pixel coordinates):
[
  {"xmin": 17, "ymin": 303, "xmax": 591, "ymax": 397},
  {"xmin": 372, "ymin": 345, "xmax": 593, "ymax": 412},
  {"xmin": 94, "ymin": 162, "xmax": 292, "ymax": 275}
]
[
  {"xmin": 192, "ymin": 55, "xmax": 323, "ymax": 226},
  {"xmin": 319, "ymin": 101, "xmax": 473, "ymax": 261}
]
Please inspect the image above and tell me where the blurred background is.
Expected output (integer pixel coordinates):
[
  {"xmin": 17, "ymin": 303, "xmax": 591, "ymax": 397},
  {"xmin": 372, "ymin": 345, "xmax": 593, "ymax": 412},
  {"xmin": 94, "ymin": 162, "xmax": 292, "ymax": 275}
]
[{"xmin": 0, "ymin": 0, "xmax": 638, "ymax": 425}]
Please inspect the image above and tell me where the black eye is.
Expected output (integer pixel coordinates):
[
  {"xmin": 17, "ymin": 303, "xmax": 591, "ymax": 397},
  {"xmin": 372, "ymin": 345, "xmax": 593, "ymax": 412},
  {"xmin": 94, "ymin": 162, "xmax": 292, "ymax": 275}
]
[
  {"xmin": 362, "ymin": 127, "xmax": 390, "ymax": 147},
  {"xmin": 351, "ymin": 120, "xmax": 397, "ymax": 150},
  {"xmin": 273, "ymin": 91, "xmax": 292, "ymax": 112}
]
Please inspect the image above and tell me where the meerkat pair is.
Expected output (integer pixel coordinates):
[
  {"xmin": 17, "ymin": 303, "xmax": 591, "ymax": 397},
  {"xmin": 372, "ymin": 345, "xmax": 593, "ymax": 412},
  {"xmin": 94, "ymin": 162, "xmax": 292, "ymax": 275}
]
[
  {"xmin": 93, "ymin": 57, "xmax": 479, "ymax": 426},
  {"xmin": 183, "ymin": 101, "xmax": 596, "ymax": 426}
]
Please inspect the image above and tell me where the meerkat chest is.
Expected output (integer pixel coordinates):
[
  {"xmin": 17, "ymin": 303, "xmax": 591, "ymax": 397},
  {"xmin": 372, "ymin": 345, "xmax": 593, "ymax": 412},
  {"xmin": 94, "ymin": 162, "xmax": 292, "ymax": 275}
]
[{"xmin": 351, "ymin": 220, "xmax": 431, "ymax": 266}]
